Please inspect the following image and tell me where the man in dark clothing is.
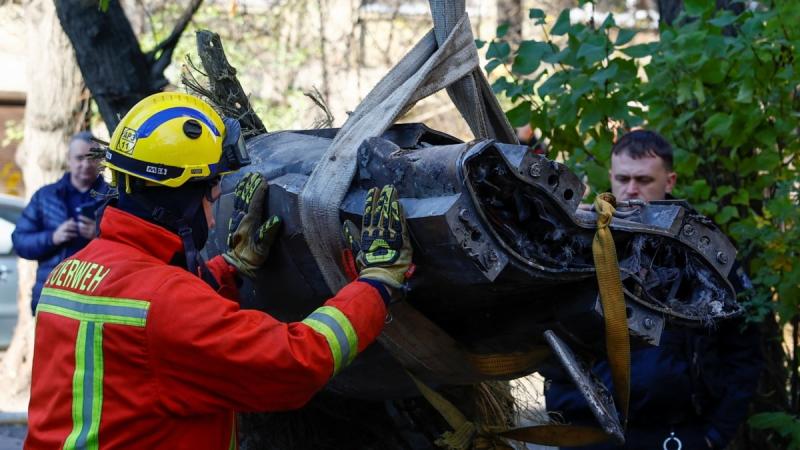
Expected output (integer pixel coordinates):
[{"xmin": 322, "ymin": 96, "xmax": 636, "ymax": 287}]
[
  {"xmin": 545, "ymin": 130, "xmax": 763, "ymax": 449},
  {"xmin": 12, "ymin": 131, "xmax": 109, "ymax": 314}
]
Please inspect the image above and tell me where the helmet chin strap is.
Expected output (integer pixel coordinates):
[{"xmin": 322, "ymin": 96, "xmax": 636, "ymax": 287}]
[
  {"xmin": 121, "ymin": 184, "xmax": 220, "ymax": 290},
  {"xmin": 173, "ymin": 217, "xmax": 220, "ymax": 291},
  {"xmin": 150, "ymin": 201, "xmax": 220, "ymax": 290}
]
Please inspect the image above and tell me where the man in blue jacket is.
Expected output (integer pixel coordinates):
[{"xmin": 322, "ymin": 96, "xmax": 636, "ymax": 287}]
[
  {"xmin": 545, "ymin": 130, "xmax": 763, "ymax": 449},
  {"xmin": 12, "ymin": 131, "xmax": 110, "ymax": 314}
]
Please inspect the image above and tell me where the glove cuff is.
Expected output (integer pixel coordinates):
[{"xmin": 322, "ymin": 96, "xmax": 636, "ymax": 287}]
[
  {"xmin": 359, "ymin": 267, "xmax": 403, "ymax": 289},
  {"xmin": 222, "ymin": 252, "xmax": 256, "ymax": 279},
  {"xmin": 357, "ymin": 277, "xmax": 392, "ymax": 305}
]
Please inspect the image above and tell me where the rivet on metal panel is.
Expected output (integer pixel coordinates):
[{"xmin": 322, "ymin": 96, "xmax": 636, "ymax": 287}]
[
  {"xmin": 529, "ymin": 161, "xmax": 542, "ymax": 178},
  {"xmin": 716, "ymin": 251, "xmax": 728, "ymax": 264}
]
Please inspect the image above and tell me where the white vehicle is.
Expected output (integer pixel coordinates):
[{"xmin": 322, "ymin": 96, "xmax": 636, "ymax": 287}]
[{"xmin": 0, "ymin": 193, "xmax": 24, "ymax": 349}]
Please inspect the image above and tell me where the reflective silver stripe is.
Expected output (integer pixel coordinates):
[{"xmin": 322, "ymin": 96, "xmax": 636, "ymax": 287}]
[
  {"xmin": 306, "ymin": 311, "xmax": 352, "ymax": 367},
  {"xmin": 37, "ymin": 288, "xmax": 148, "ymax": 327},
  {"xmin": 40, "ymin": 295, "xmax": 147, "ymax": 321}
]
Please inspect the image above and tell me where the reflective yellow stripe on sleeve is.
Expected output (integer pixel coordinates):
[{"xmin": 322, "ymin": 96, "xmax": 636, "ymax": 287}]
[{"xmin": 301, "ymin": 306, "xmax": 358, "ymax": 375}]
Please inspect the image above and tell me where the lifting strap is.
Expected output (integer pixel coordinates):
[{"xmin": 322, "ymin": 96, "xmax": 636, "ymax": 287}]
[
  {"xmin": 592, "ymin": 193, "xmax": 631, "ymax": 425},
  {"xmin": 298, "ymin": 1, "xmax": 516, "ymax": 293}
]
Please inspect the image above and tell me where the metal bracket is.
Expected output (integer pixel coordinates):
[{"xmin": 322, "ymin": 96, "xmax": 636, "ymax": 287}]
[{"xmin": 544, "ymin": 330, "xmax": 624, "ymax": 445}]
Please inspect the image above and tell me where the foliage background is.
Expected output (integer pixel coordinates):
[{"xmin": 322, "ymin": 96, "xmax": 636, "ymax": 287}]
[{"xmin": 483, "ymin": 0, "xmax": 799, "ymax": 447}]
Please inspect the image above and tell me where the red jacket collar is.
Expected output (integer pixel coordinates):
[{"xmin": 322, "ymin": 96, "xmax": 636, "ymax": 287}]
[{"xmin": 99, "ymin": 206, "xmax": 183, "ymax": 263}]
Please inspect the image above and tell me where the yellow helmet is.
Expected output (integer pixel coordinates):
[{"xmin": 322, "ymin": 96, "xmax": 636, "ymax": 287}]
[{"xmin": 105, "ymin": 92, "xmax": 249, "ymax": 188}]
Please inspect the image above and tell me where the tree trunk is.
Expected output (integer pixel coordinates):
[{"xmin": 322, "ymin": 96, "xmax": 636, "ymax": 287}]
[
  {"xmin": 657, "ymin": 0, "xmax": 683, "ymax": 25},
  {"xmin": 0, "ymin": 0, "xmax": 90, "ymax": 411},
  {"xmin": 659, "ymin": 0, "xmax": 746, "ymax": 26},
  {"xmin": 53, "ymin": 0, "xmax": 159, "ymax": 132},
  {"xmin": 497, "ymin": 0, "xmax": 523, "ymax": 43},
  {"xmin": 54, "ymin": 0, "xmax": 201, "ymax": 131}
]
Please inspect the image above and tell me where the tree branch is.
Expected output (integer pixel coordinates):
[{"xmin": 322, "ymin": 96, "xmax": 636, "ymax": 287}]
[
  {"xmin": 147, "ymin": 0, "xmax": 204, "ymax": 82},
  {"xmin": 192, "ymin": 29, "xmax": 267, "ymax": 136}
]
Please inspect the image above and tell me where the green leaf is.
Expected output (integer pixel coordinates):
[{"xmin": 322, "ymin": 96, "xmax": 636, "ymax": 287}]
[
  {"xmin": 705, "ymin": 113, "xmax": 733, "ymax": 137},
  {"xmin": 755, "ymin": 151, "xmax": 780, "ymax": 171},
  {"xmin": 715, "ymin": 206, "xmax": 739, "ymax": 224},
  {"xmin": 551, "ymin": 9, "xmax": 571, "ymax": 36},
  {"xmin": 506, "ymin": 101, "xmax": 532, "ymax": 127},
  {"xmin": 497, "ymin": 23, "xmax": 510, "ymax": 38},
  {"xmin": 583, "ymin": 159, "xmax": 610, "ymax": 193},
  {"xmin": 688, "ymin": 179, "xmax": 712, "ymax": 200},
  {"xmin": 486, "ymin": 41, "xmax": 511, "ymax": 60},
  {"xmin": 554, "ymin": 97, "xmax": 578, "ymax": 126},
  {"xmin": 579, "ymin": 102, "xmax": 603, "ymax": 134},
  {"xmin": 615, "ymin": 29, "xmax": 637, "ymax": 46},
  {"xmin": 736, "ymin": 80, "xmax": 753, "ymax": 103},
  {"xmin": 475, "ymin": 39, "xmax": 486, "ymax": 49},
  {"xmin": 709, "ymin": 12, "xmax": 738, "ymax": 28},
  {"xmin": 694, "ymin": 201, "xmax": 717, "ymax": 216},
  {"xmin": 569, "ymin": 74, "xmax": 592, "ymax": 102},
  {"xmin": 684, "ymin": 0, "xmax": 713, "ymax": 16},
  {"xmin": 594, "ymin": 131, "xmax": 614, "ymax": 161},
  {"xmin": 538, "ymin": 72, "xmax": 568, "ymax": 97},
  {"xmin": 732, "ymin": 190, "xmax": 750, "ymax": 206},
  {"xmin": 700, "ymin": 60, "xmax": 729, "ymax": 85},
  {"xmin": 590, "ymin": 64, "xmax": 619, "ymax": 85},
  {"xmin": 716, "ymin": 186, "xmax": 735, "ymax": 199},
  {"xmin": 543, "ymin": 47, "xmax": 569, "ymax": 64},
  {"xmin": 98, "ymin": 0, "xmax": 109, "ymax": 12},
  {"xmin": 512, "ymin": 41, "xmax": 551, "ymax": 75},
  {"xmin": 600, "ymin": 13, "xmax": 616, "ymax": 30},
  {"xmin": 676, "ymin": 81, "xmax": 693, "ymax": 104},
  {"xmin": 749, "ymin": 412, "xmax": 800, "ymax": 439},
  {"xmin": 577, "ymin": 42, "xmax": 607, "ymax": 64},
  {"xmin": 621, "ymin": 43, "xmax": 656, "ymax": 58},
  {"xmin": 485, "ymin": 59, "xmax": 503, "ymax": 74},
  {"xmin": 693, "ymin": 78, "xmax": 706, "ymax": 104},
  {"xmin": 529, "ymin": 8, "xmax": 545, "ymax": 19}
]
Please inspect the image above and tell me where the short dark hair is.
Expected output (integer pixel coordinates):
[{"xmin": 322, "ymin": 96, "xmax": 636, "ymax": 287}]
[{"xmin": 612, "ymin": 130, "xmax": 674, "ymax": 171}]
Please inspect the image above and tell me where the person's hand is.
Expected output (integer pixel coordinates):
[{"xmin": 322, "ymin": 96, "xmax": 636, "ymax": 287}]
[
  {"xmin": 223, "ymin": 173, "xmax": 282, "ymax": 279},
  {"xmin": 52, "ymin": 218, "xmax": 78, "ymax": 245},
  {"xmin": 342, "ymin": 185, "xmax": 412, "ymax": 290},
  {"xmin": 76, "ymin": 215, "xmax": 97, "ymax": 240}
]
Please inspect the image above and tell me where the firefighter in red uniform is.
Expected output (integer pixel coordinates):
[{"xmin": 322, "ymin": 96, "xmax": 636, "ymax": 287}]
[{"xmin": 24, "ymin": 92, "xmax": 412, "ymax": 450}]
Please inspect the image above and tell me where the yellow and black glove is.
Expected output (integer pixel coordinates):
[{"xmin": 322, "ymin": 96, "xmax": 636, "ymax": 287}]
[
  {"xmin": 223, "ymin": 173, "xmax": 282, "ymax": 279},
  {"xmin": 342, "ymin": 185, "xmax": 412, "ymax": 290}
]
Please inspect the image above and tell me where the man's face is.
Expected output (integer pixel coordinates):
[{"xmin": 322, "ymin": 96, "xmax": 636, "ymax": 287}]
[
  {"xmin": 202, "ymin": 180, "xmax": 221, "ymax": 228},
  {"xmin": 609, "ymin": 152, "xmax": 676, "ymax": 202},
  {"xmin": 67, "ymin": 139, "xmax": 101, "ymax": 190}
]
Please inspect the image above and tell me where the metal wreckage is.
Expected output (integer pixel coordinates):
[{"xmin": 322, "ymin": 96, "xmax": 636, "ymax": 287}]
[
  {"xmin": 197, "ymin": 3, "xmax": 742, "ymax": 449},
  {"xmin": 205, "ymin": 124, "xmax": 741, "ymax": 448}
]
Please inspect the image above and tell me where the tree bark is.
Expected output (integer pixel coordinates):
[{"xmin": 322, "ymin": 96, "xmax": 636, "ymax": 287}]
[
  {"xmin": 53, "ymin": 0, "xmax": 158, "ymax": 131},
  {"xmin": 194, "ymin": 30, "xmax": 267, "ymax": 136},
  {"xmin": 0, "ymin": 0, "xmax": 90, "ymax": 411},
  {"xmin": 496, "ymin": 0, "xmax": 523, "ymax": 43},
  {"xmin": 54, "ymin": 0, "xmax": 202, "ymax": 132},
  {"xmin": 659, "ymin": 0, "xmax": 747, "ymax": 26},
  {"xmin": 657, "ymin": 0, "xmax": 683, "ymax": 26}
]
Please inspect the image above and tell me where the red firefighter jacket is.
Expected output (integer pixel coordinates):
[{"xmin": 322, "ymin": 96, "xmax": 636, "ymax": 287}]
[{"xmin": 25, "ymin": 206, "xmax": 387, "ymax": 450}]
